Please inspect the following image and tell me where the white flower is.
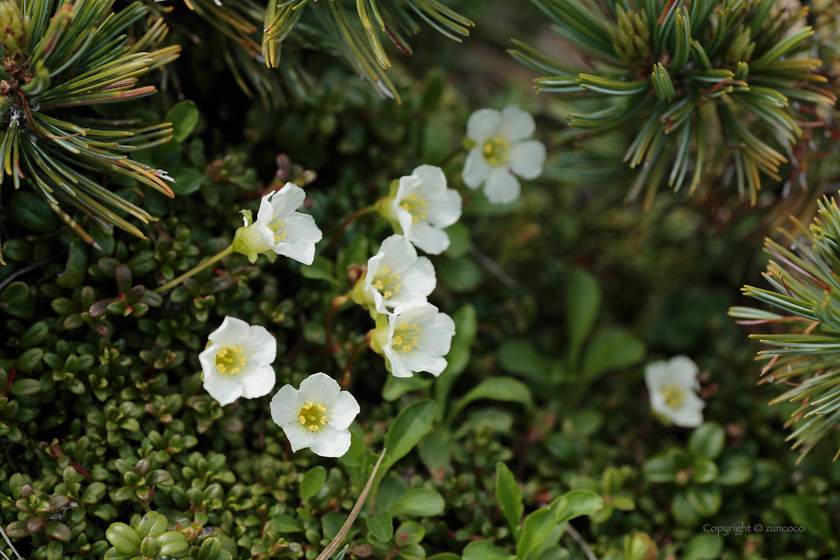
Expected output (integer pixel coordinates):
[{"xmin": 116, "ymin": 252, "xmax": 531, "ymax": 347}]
[
  {"xmin": 270, "ymin": 372, "xmax": 360, "ymax": 458},
  {"xmin": 462, "ymin": 104, "xmax": 546, "ymax": 205},
  {"xmin": 198, "ymin": 317, "xmax": 277, "ymax": 407},
  {"xmin": 233, "ymin": 182, "xmax": 323, "ymax": 265},
  {"xmin": 377, "ymin": 302, "xmax": 456, "ymax": 378},
  {"xmin": 645, "ymin": 356, "xmax": 705, "ymax": 427},
  {"xmin": 362, "ymin": 234, "xmax": 436, "ymax": 315},
  {"xmin": 392, "ymin": 165, "xmax": 462, "ymax": 255}
]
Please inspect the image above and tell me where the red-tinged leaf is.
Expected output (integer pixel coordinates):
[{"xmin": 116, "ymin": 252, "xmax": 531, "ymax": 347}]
[
  {"xmin": 50, "ymin": 495, "xmax": 70, "ymax": 511},
  {"xmin": 27, "ymin": 517, "xmax": 46, "ymax": 534},
  {"xmin": 115, "ymin": 264, "xmax": 132, "ymax": 293},
  {"xmin": 89, "ymin": 299, "xmax": 113, "ymax": 318},
  {"xmin": 5, "ymin": 520, "xmax": 31, "ymax": 538},
  {"xmin": 219, "ymin": 416, "xmax": 244, "ymax": 434},
  {"xmin": 45, "ymin": 522, "xmax": 71, "ymax": 541}
]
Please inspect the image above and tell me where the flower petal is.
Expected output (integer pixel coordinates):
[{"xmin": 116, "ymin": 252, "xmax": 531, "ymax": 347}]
[
  {"xmin": 384, "ymin": 346, "xmax": 413, "ymax": 378},
  {"xmin": 198, "ymin": 345, "xmax": 220, "ymax": 379},
  {"xmin": 282, "ymin": 421, "xmax": 319, "ymax": 453},
  {"xmin": 402, "ymin": 352, "xmax": 448, "ymax": 377},
  {"xmin": 509, "ymin": 140, "xmax": 546, "ymax": 180},
  {"xmin": 309, "ymin": 425, "xmax": 352, "ymax": 458},
  {"xmin": 239, "ymin": 364, "xmax": 276, "ymax": 399},
  {"xmin": 327, "ymin": 391, "xmax": 360, "ymax": 430},
  {"xmin": 400, "ymin": 257, "xmax": 437, "ymax": 298},
  {"xmin": 377, "ymin": 234, "xmax": 418, "ymax": 273},
  {"xmin": 644, "ymin": 360, "xmax": 671, "ymax": 391},
  {"xmin": 298, "ymin": 372, "xmax": 341, "ymax": 404},
  {"xmin": 419, "ymin": 311, "xmax": 456, "ymax": 355},
  {"xmin": 270, "ymin": 384, "xmax": 304, "ymax": 426},
  {"xmin": 669, "ymin": 397, "xmax": 705, "ymax": 428},
  {"xmin": 668, "ymin": 356, "xmax": 700, "ymax": 389},
  {"xmin": 467, "ymin": 108, "xmax": 502, "ymax": 143},
  {"xmin": 484, "ymin": 167, "xmax": 521, "ymax": 205},
  {"xmin": 203, "ymin": 370, "xmax": 245, "ymax": 407},
  {"xmin": 462, "ymin": 146, "xmax": 491, "ymax": 189},
  {"xmin": 241, "ymin": 324, "xmax": 276, "ymax": 366},
  {"xmin": 264, "ymin": 183, "xmax": 306, "ymax": 220},
  {"xmin": 409, "ymin": 165, "xmax": 447, "ymax": 195},
  {"xmin": 407, "ymin": 222, "xmax": 450, "ymax": 254},
  {"xmin": 276, "ymin": 241, "xmax": 316, "ymax": 265},
  {"xmin": 208, "ymin": 316, "xmax": 250, "ymax": 346},
  {"xmin": 425, "ymin": 187, "xmax": 462, "ymax": 228},
  {"xmin": 278, "ymin": 213, "xmax": 323, "ymax": 245},
  {"xmin": 500, "ymin": 104, "xmax": 535, "ymax": 142}
]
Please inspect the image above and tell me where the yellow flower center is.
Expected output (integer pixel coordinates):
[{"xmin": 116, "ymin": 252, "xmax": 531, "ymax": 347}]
[
  {"xmin": 661, "ymin": 383, "xmax": 686, "ymax": 409},
  {"xmin": 372, "ymin": 267, "xmax": 402, "ymax": 300},
  {"xmin": 400, "ymin": 193, "xmax": 429, "ymax": 223},
  {"xmin": 215, "ymin": 346, "xmax": 247, "ymax": 375},
  {"xmin": 270, "ymin": 217, "xmax": 287, "ymax": 244},
  {"xmin": 298, "ymin": 402, "xmax": 328, "ymax": 431},
  {"xmin": 392, "ymin": 322, "xmax": 421, "ymax": 352},
  {"xmin": 483, "ymin": 136, "xmax": 510, "ymax": 166}
]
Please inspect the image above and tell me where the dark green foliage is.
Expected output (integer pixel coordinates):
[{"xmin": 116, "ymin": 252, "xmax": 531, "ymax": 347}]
[
  {"xmin": 0, "ymin": 0, "xmax": 181, "ymax": 260},
  {"xmin": 511, "ymin": 0, "xmax": 837, "ymax": 205}
]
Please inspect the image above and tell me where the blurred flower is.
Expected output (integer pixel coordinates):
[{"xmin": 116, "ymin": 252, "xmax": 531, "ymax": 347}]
[
  {"xmin": 372, "ymin": 302, "xmax": 456, "ymax": 378},
  {"xmin": 387, "ymin": 165, "xmax": 462, "ymax": 255},
  {"xmin": 232, "ymin": 183, "xmax": 323, "ymax": 265},
  {"xmin": 198, "ymin": 317, "xmax": 277, "ymax": 406},
  {"xmin": 270, "ymin": 372, "xmax": 360, "ymax": 457},
  {"xmin": 645, "ymin": 356, "xmax": 704, "ymax": 427},
  {"xmin": 462, "ymin": 104, "xmax": 546, "ymax": 204},
  {"xmin": 355, "ymin": 234, "xmax": 436, "ymax": 315}
]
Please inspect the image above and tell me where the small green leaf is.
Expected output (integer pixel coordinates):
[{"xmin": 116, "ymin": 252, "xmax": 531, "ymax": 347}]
[
  {"xmin": 165, "ymin": 100, "xmax": 200, "ymax": 143},
  {"xmin": 686, "ymin": 484, "xmax": 721, "ymax": 517},
  {"xmin": 170, "ymin": 167, "xmax": 203, "ymax": 196},
  {"xmin": 582, "ymin": 328, "xmax": 645, "ymax": 380},
  {"xmin": 16, "ymin": 348, "xmax": 44, "ymax": 372},
  {"xmin": 389, "ymin": 489, "xmax": 445, "ymax": 517},
  {"xmin": 689, "ymin": 422, "xmax": 726, "ymax": 460},
  {"xmin": 376, "ymin": 400, "xmax": 437, "ymax": 490},
  {"xmin": 2, "ymin": 281, "xmax": 29, "ymax": 305},
  {"xmin": 301, "ymin": 255, "xmax": 340, "ymax": 285},
  {"xmin": 778, "ymin": 494, "xmax": 832, "ymax": 540},
  {"xmin": 443, "ymin": 223, "xmax": 471, "ymax": 259},
  {"xmin": 106, "ymin": 523, "xmax": 141, "ymax": 555},
  {"xmin": 463, "ymin": 541, "xmax": 508, "ymax": 560},
  {"xmin": 555, "ymin": 490, "xmax": 604, "ymax": 523},
  {"xmin": 367, "ymin": 511, "xmax": 393, "ymax": 541},
  {"xmin": 10, "ymin": 191, "xmax": 58, "ymax": 233},
  {"xmin": 567, "ymin": 268, "xmax": 601, "ymax": 363},
  {"xmin": 271, "ymin": 514, "xmax": 303, "ymax": 533},
  {"xmin": 683, "ymin": 533, "xmax": 723, "ymax": 560},
  {"xmin": 300, "ymin": 466, "xmax": 327, "ymax": 502},
  {"xmin": 517, "ymin": 497, "xmax": 565, "ymax": 560},
  {"xmin": 449, "ymin": 377, "xmax": 532, "ymax": 423},
  {"xmin": 10, "ymin": 378, "xmax": 41, "ymax": 395},
  {"xmin": 56, "ymin": 238, "xmax": 88, "ymax": 289},
  {"xmin": 495, "ymin": 462, "xmax": 523, "ymax": 538},
  {"xmin": 717, "ymin": 454, "xmax": 753, "ymax": 486},
  {"xmin": 497, "ymin": 340, "xmax": 547, "ymax": 380}
]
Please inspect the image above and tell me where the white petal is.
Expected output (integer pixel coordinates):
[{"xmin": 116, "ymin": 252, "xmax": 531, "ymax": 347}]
[
  {"xmin": 309, "ymin": 425, "xmax": 352, "ymax": 458},
  {"xmin": 203, "ymin": 370, "xmax": 244, "ymax": 407},
  {"xmin": 239, "ymin": 364, "xmax": 276, "ymax": 399},
  {"xmin": 425, "ymin": 188, "xmax": 462, "ymax": 229},
  {"xmin": 399, "ymin": 257, "xmax": 437, "ymax": 297},
  {"xmin": 384, "ymin": 346, "xmax": 413, "ymax": 378},
  {"xmin": 509, "ymin": 140, "xmax": 546, "ymax": 180},
  {"xmin": 467, "ymin": 109, "xmax": 502, "ymax": 143},
  {"xmin": 208, "ymin": 316, "xmax": 250, "ymax": 346},
  {"xmin": 407, "ymin": 222, "xmax": 450, "ymax": 255},
  {"xmin": 282, "ymin": 421, "xmax": 319, "ymax": 453},
  {"xmin": 419, "ymin": 311, "xmax": 456, "ymax": 356},
  {"xmin": 402, "ymin": 351, "xmax": 448, "ymax": 377},
  {"xmin": 198, "ymin": 345, "xmax": 220, "ymax": 379},
  {"xmin": 276, "ymin": 240, "xmax": 316, "ymax": 265},
  {"xmin": 462, "ymin": 146, "xmax": 492, "ymax": 189},
  {"xmin": 266, "ymin": 183, "xmax": 306, "ymax": 219},
  {"xmin": 277, "ymin": 213, "xmax": 323, "ymax": 245},
  {"xmin": 500, "ymin": 104, "xmax": 536, "ymax": 142},
  {"xmin": 326, "ymin": 391, "xmax": 360, "ymax": 430},
  {"xmin": 484, "ymin": 167, "xmax": 521, "ymax": 205},
  {"xmin": 409, "ymin": 165, "xmax": 448, "ymax": 195},
  {"xmin": 270, "ymin": 384, "xmax": 304, "ymax": 426},
  {"xmin": 396, "ymin": 207, "xmax": 415, "ymax": 240},
  {"xmin": 241, "ymin": 324, "xmax": 277, "ymax": 365},
  {"xmin": 644, "ymin": 360, "xmax": 671, "ymax": 391},
  {"xmin": 669, "ymin": 399, "xmax": 705, "ymax": 428},
  {"xmin": 299, "ymin": 372, "xmax": 341, "ymax": 404},
  {"xmin": 377, "ymin": 235, "xmax": 418, "ymax": 272},
  {"xmin": 669, "ymin": 356, "xmax": 700, "ymax": 390},
  {"xmin": 395, "ymin": 174, "xmax": 421, "ymax": 204}
]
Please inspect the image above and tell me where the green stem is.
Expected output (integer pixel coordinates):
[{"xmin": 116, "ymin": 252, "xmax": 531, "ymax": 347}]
[
  {"xmin": 154, "ymin": 245, "xmax": 234, "ymax": 293},
  {"xmin": 327, "ymin": 204, "xmax": 376, "ymax": 251}
]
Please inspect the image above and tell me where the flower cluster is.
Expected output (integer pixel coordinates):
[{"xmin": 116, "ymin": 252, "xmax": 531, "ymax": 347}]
[{"xmin": 173, "ymin": 107, "xmax": 541, "ymax": 458}]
